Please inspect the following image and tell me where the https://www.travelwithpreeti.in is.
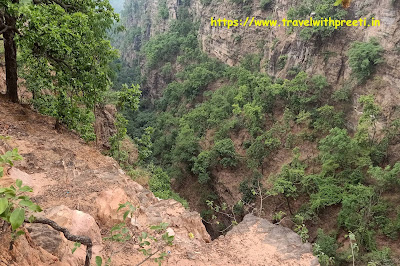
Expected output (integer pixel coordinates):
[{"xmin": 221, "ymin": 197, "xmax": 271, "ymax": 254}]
[{"xmin": 210, "ymin": 16, "xmax": 381, "ymax": 29}]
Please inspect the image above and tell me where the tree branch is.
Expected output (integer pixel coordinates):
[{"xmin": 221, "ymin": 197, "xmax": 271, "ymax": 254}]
[
  {"xmin": 33, "ymin": 0, "xmax": 80, "ymax": 12},
  {"xmin": 24, "ymin": 217, "xmax": 93, "ymax": 266}
]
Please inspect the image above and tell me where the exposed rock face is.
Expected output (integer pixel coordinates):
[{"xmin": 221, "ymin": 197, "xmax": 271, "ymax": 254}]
[
  {"xmin": 94, "ymin": 104, "xmax": 117, "ymax": 149},
  {"xmin": 209, "ymin": 214, "xmax": 318, "ymax": 265},
  {"xmin": 96, "ymin": 188, "xmax": 131, "ymax": 227},
  {"xmin": 0, "ymin": 230, "xmax": 67, "ymax": 266},
  {"xmin": 0, "ymin": 99, "xmax": 319, "ymax": 265},
  {"xmin": 121, "ymin": 0, "xmax": 400, "ymax": 131},
  {"xmin": 132, "ymin": 199, "xmax": 212, "ymax": 243},
  {"xmin": 27, "ymin": 205, "xmax": 103, "ymax": 265}
]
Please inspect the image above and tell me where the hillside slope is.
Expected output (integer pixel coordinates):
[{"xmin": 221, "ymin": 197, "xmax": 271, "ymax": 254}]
[{"xmin": 0, "ymin": 99, "xmax": 317, "ymax": 265}]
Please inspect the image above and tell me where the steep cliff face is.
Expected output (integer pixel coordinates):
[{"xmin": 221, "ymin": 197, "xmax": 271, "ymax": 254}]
[{"xmin": 120, "ymin": 0, "xmax": 400, "ymax": 127}]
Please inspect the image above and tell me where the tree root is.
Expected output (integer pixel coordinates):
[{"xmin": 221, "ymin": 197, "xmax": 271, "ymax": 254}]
[{"xmin": 24, "ymin": 217, "xmax": 93, "ymax": 266}]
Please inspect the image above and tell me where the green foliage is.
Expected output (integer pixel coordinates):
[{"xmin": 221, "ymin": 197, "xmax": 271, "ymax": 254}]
[
  {"xmin": 287, "ymin": 0, "xmax": 347, "ymax": 40},
  {"xmin": 192, "ymin": 150, "xmax": 214, "ymax": 184},
  {"xmin": 364, "ymin": 247, "xmax": 394, "ymax": 266},
  {"xmin": 314, "ymin": 229, "xmax": 338, "ymax": 259},
  {"xmin": 117, "ymin": 84, "xmax": 142, "ymax": 111},
  {"xmin": 18, "ymin": 0, "xmax": 118, "ymax": 140},
  {"xmin": 135, "ymin": 127, "xmax": 154, "ymax": 163},
  {"xmin": 318, "ymin": 127, "xmax": 370, "ymax": 174},
  {"xmin": 239, "ymin": 178, "xmax": 257, "ymax": 203},
  {"xmin": 71, "ymin": 242, "xmax": 81, "ymax": 254},
  {"xmin": 240, "ymin": 54, "xmax": 261, "ymax": 72},
  {"xmin": 213, "ymin": 138, "xmax": 238, "ymax": 168},
  {"xmin": 348, "ymin": 39, "xmax": 384, "ymax": 82},
  {"xmin": 158, "ymin": 0, "xmax": 169, "ymax": 20},
  {"xmin": 280, "ymin": 72, "xmax": 328, "ymax": 114},
  {"xmin": 139, "ymin": 222, "xmax": 174, "ymax": 265},
  {"xmin": 149, "ymin": 167, "xmax": 188, "ymax": 207},
  {"xmin": 172, "ymin": 124, "xmax": 200, "ymax": 166},
  {"xmin": 0, "ymin": 150, "xmax": 42, "ymax": 236},
  {"xmin": 296, "ymin": 225, "xmax": 309, "ymax": 243},
  {"xmin": 368, "ymin": 163, "xmax": 400, "ymax": 190},
  {"xmin": 0, "ymin": 148, "xmax": 23, "ymax": 177},
  {"xmin": 332, "ymin": 86, "xmax": 351, "ymax": 102},
  {"xmin": 270, "ymin": 148, "xmax": 306, "ymax": 200},
  {"xmin": 95, "ymin": 256, "xmax": 111, "ymax": 266},
  {"xmin": 277, "ymin": 55, "xmax": 287, "ymax": 70},
  {"xmin": 201, "ymin": 0, "xmax": 212, "ymax": 5},
  {"xmin": 260, "ymin": 0, "xmax": 273, "ymax": 10},
  {"xmin": 109, "ymin": 114, "xmax": 129, "ymax": 163},
  {"xmin": 143, "ymin": 33, "xmax": 182, "ymax": 69},
  {"xmin": 312, "ymin": 105, "xmax": 345, "ymax": 133}
]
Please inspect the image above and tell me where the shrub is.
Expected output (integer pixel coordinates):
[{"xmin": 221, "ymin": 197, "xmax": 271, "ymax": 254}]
[
  {"xmin": 192, "ymin": 150, "xmax": 214, "ymax": 184},
  {"xmin": 158, "ymin": 0, "xmax": 169, "ymax": 19},
  {"xmin": 149, "ymin": 167, "xmax": 188, "ymax": 207},
  {"xmin": 348, "ymin": 38, "xmax": 384, "ymax": 82},
  {"xmin": 287, "ymin": 0, "xmax": 347, "ymax": 40},
  {"xmin": 260, "ymin": 0, "xmax": 273, "ymax": 10},
  {"xmin": 277, "ymin": 55, "xmax": 288, "ymax": 70},
  {"xmin": 240, "ymin": 54, "xmax": 261, "ymax": 72},
  {"xmin": 213, "ymin": 138, "xmax": 238, "ymax": 168},
  {"xmin": 201, "ymin": 0, "xmax": 212, "ymax": 5},
  {"xmin": 314, "ymin": 229, "xmax": 338, "ymax": 258}
]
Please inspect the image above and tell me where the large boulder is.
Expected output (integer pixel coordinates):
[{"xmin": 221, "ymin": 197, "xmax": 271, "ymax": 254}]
[
  {"xmin": 132, "ymin": 199, "xmax": 211, "ymax": 244},
  {"xmin": 29, "ymin": 205, "xmax": 102, "ymax": 266},
  {"xmin": 95, "ymin": 188, "xmax": 131, "ymax": 227}
]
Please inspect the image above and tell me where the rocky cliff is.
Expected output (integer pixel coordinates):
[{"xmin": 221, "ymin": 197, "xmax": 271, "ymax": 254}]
[
  {"xmin": 0, "ymin": 100, "xmax": 317, "ymax": 265},
  {"xmin": 119, "ymin": 0, "xmax": 400, "ymax": 131}
]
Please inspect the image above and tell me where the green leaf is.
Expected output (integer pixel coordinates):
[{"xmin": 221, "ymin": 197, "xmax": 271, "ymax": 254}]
[
  {"xmin": 95, "ymin": 256, "xmax": 103, "ymax": 266},
  {"xmin": 71, "ymin": 242, "xmax": 81, "ymax": 254},
  {"xmin": 117, "ymin": 203, "xmax": 127, "ymax": 211},
  {"xmin": 16, "ymin": 179, "xmax": 22, "ymax": 188},
  {"xmin": 333, "ymin": 0, "xmax": 342, "ymax": 6},
  {"xmin": 0, "ymin": 167, "xmax": 3, "ymax": 177},
  {"xmin": 10, "ymin": 208, "xmax": 25, "ymax": 231},
  {"xmin": 28, "ymin": 215, "xmax": 35, "ymax": 223},
  {"xmin": 123, "ymin": 210, "xmax": 130, "ymax": 220},
  {"xmin": 16, "ymin": 230, "xmax": 25, "ymax": 237},
  {"xmin": 0, "ymin": 198, "xmax": 8, "ymax": 215},
  {"xmin": 19, "ymin": 186, "xmax": 33, "ymax": 192},
  {"xmin": 19, "ymin": 199, "xmax": 33, "ymax": 207}
]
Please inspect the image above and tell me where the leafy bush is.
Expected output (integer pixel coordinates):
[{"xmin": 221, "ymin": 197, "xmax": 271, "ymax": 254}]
[
  {"xmin": 314, "ymin": 229, "xmax": 338, "ymax": 258},
  {"xmin": 348, "ymin": 38, "xmax": 384, "ymax": 82},
  {"xmin": 192, "ymin": 150, "xmax": 214, "ymax": 184},
  {"xmin": 143, "ymin": 33, "xmax": 182, "ymax": 69},
  {"xmin": 260, "ymin": 0, "xmax": 273, "ymax": 10},
  {"xmin": 213, "ymin": 138, "xmax": 238, "ymax": 168},
  {"xmin": 240, "ymin": 54, "xmax": 261, "ymax": 72},
  {"xmin": 201, "ymin": 0, "xmax": 212, "ymax": 5},
  {"xmin": 277, "ymin": 55, "xmax": 288, "ymax": 70},
  {"xmin": 158, "ymin": 0, "xmax": 169, "ymax": 19},
  {"xmin": 149, "ymin": 167, "xmax": 188, "ymax": 207},
  {"xmin": 287, "ymin": 0, "xmax": 347, "ymax": 40}
]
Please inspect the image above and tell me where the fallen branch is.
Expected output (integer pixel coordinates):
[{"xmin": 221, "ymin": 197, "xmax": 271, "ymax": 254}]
[{"xmin": 24, "ymin": 217, "xmax": 93, "ymax": 266}]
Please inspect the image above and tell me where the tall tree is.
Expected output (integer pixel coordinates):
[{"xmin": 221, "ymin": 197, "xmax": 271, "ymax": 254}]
[
  {"xmin": 0, "ymin": 0, "xmax": 118, "ymax": 126},
  {"xmin": 1, "ymin": 0, "xmax": 19, "ymax": 102}
]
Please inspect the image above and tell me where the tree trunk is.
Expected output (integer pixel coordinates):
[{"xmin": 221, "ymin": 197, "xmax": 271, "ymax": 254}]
[{"xmin": 3, "ymin": 14, "xmax": 18, "ymax": 103}]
